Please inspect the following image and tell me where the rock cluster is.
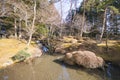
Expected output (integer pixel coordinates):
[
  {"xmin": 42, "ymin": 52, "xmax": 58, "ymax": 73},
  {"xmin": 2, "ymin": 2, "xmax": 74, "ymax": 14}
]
[{"xmin": 63, "ymin": 51, "xmax": 104, "ymax": 69}]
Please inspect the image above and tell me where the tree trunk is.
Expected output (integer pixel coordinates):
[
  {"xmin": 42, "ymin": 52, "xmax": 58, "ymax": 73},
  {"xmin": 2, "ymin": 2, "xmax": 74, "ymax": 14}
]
[
  {"xmin": 14, "ymin": 18, "xmax": 17, "ymax": 39},
  {"xmin": 115, "ymin": 15, "xmax": 118, "ymax": 35},
  {"xmin": 70, "ymin": 0, "xmax": 73, "ymax": 36},
  {"xmin": 14, "ymin": 6, "xmax": 17, "ymax": 39},
  {"xmin": 105, "ymin": 31, "xmax": 108, "ymax": 51},
  {"xmin": 100, "ymin": 8, "xmax": 107, "ymax": 42},
  {"xmin": 27, "ymin": 0, "xmax": 36, "ymax": 46},
  {"xmin": 25, "ymin": 11, "xmax": 28, "ymax": 27},
  {"xmin": 19, "ymin": 18, "xmax": 22, "ymax": 39},
  {"xmin": 80, "ymin": 0, "xmax": 85, "ymax": 39},
  {"xmin": 59, "ymin": 0, "xmax": 63, "ymax": 37}
]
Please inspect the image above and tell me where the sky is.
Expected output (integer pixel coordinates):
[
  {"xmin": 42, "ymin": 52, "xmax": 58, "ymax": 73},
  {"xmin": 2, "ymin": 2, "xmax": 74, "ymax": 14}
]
[{"xmin": 54, "ymin": 0, "xmax": 83, "ymax": 20}]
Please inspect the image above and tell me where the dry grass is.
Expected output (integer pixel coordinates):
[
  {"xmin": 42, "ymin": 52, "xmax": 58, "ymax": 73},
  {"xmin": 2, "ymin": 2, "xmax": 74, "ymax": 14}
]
[
  {"xmin": 95, "ymin": 40, "xmax": 120, "ymax": 64},
  {"xmin": 0, "ymin": 39, "xmax": 34, "ymax": 68},
  {"xmin": 97, "ymin": 40, "xmax": 120, "ymax": 47}
]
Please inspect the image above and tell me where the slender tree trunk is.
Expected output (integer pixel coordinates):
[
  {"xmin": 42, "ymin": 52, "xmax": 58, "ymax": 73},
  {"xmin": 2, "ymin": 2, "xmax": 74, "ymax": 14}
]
[
  {"xmin": 70, "ymin": 0, "xmax": 73, "ymax": 36},
  {"xmin": 25, "ymin": 11, "xmax": 28, "ymax": 27},
  {"xmin": 105, "ymin": 8, "xmax": 112, "ymax": 52},
  {"xmin": 14, "ymin": 18, "xmax": 17, "ymax": 39},
  {"xmin": 59, "ymin": 0, "xmax": 63, "ymax": 37},
  {"xmin": 27, "ymin": 0, "xmax": 36, "ymax": 46},
  {"xmin": 105, "ymin": 30, "xmax": 108, "ymax": 51},
  {"xmin": 74, "ymin": 0, "xmax": 77, "ymax": 14},
  {"xmin": 19, "ymin": 18, "xmax": 22, "ymax": 39},
  {"xmin": 100, "ymin": 8, "xmax": 107, "ymax": 42},
  {"xmin": 80, "ymin": 0, "xmax": 85, "ymax": 39},
  {"xmin": 115, "ymin": 15, "xmax": 118, "ymax": 35},
  {"xmin": 14, "ymin": 6, "xmax": 17, "ymax": 39}
]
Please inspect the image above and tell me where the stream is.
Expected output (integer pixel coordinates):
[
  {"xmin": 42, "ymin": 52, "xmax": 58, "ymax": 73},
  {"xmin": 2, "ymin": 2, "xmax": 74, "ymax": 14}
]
[{"xmin": 0, "ymin": 55, "xmax": 120, "ymax": 80}]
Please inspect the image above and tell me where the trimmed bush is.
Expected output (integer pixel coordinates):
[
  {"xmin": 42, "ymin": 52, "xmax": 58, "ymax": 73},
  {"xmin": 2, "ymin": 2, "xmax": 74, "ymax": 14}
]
[{"xmin": 11, "ymin": 50, "xmax": 30, "ymax": 62}]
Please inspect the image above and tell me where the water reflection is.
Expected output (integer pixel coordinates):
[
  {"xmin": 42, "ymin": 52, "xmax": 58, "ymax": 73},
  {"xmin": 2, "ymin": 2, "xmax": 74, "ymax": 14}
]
[
  {"xmin": 3, "ymin": 75, "xmax": 8, "ymax": 80},
  {"xmin": 106, "ymin": 62, "xmax": 120, "ymax": 80},
  {"xmin": 58, "ymin": 63, "xmax": 70, "ymax": 80},
  {"xmin": 106, "ymin": 63, "xmax": 112, "ymax": 79},
  {"xmin": 0, "ymin": 55, "xmax": 120, "ymax": 80}
]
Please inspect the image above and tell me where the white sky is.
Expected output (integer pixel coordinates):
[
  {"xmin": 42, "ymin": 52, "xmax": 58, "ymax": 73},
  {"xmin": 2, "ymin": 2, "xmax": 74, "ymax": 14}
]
[{"xmin": 54, "ymin": 0, "xmax": 83, "ymax": 20}]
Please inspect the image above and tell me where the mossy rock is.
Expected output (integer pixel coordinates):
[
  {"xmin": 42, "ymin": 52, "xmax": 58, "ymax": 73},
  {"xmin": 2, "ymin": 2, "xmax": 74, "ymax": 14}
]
[{"xmin": 11, "ymin": 50, "xmax": 30, "ymax": 62}]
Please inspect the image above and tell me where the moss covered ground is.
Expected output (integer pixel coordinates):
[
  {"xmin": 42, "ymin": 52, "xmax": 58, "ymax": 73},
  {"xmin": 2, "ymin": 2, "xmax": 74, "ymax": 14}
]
[{"xmin": 54, "ymin": 36, "xmax": 120, "ymax": 65}]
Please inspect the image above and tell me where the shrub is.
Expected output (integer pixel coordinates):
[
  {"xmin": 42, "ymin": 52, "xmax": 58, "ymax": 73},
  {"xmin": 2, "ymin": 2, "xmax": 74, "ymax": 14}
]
[
  {"xmin": 11, "ymin": 50, "xmax": 30, "ymax": 62},
  {"xmin": 36, "ymin": 23, "xmax": 49, "ymax": 37}
]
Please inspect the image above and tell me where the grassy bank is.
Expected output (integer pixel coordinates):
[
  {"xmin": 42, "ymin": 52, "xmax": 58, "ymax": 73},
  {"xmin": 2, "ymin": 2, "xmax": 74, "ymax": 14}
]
[
  {"xmin": 0, "ymin": 39, "xmax": 34, "ymax": 68},
  {"xmin": 53, "ymin": 36, "xmax": 120, "ymax": 65}
]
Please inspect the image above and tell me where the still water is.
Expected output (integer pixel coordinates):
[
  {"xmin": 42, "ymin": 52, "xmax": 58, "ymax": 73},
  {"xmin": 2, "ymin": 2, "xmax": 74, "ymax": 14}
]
[{"xmin": 0, "ymin": 55, "xmax": 120, "ymax": 80}]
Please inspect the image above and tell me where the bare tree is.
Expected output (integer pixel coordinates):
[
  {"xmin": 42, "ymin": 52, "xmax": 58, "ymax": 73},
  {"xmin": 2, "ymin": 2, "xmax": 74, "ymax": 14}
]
[
  {"xmin": 80, "ymin": 0, "xmax": 85, "ymax": 39},
  {"xmin": 3, "ymin": 0, "xmax": 61, "ymax": 45},
  {"xmin": 69, "ymin": 0, "xmax": 73, "ymax": 36},
  {"xmin": 27, "ymin": 0, "xmax": 37, "ymax": 46},
  {"xmin": 13, "ymin": 6, "xmax": 17, "ymax": 39},
  {"xmin": 18, "ymin": 18, "xmax": 22, "ymax": 39},
  {"xmin": 72, "ymin": 14, "xmax": 82, "ymax": 36},
  {"xmin": 100, "ymin": 7, "xmax": 107, "ymax": 42},
  {"xmin": 59, "ymin": 0, "xmax": 63, "ymax": 37}
]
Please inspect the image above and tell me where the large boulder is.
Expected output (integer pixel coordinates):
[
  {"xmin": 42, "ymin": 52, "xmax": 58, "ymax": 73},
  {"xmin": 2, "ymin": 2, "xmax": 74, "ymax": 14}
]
[{"xmin": 63, "ymin": 51, "xmax": 104, "ymax": 69}]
